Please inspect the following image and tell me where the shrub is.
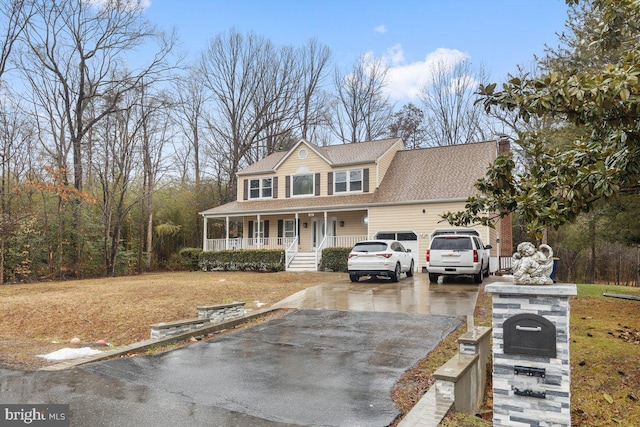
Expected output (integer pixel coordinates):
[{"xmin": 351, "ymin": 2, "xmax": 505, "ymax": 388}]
[
  {"xmin": 320, "ymin": 247, "xmax": 350, "ymax": 272},
  {"xmin": 199, "ymin": 249, "xmax": 284, "ymax": 272},
  {"xmin": 179, "ymin": 248, "xmax": 203, "ymax": 271}
]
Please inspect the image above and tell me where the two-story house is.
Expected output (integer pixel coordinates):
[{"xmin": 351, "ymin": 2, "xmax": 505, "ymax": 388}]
[{"xmin": 200, "ymin": 137, "xmax": 512, "ymax": 272}]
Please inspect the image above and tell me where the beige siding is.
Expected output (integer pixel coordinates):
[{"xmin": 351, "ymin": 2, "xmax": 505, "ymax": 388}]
[
  {"xmin": 238, "ymin": 143, "xmax": 381, "ymax": 200},
  {"xmin": 374, "ymin": 139, "xmax": 404, "ymax": 188},
  {"xmin": 368, "ymin": 201, "xmax": 492, "ymax": 269}
]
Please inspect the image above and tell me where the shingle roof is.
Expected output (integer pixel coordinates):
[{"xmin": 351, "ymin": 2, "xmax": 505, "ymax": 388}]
[
  {"xmin": 317, "ymin": 138, "xmax": 403, "ymax": 165},
  {"xmin": 201, "ymin": 139, "xmax": 498, "ymax": 217},
  {"xmin": 238, "ymin": 151, "xmax": 288, "ymax": 175},
  {"xmin": 237, "ymin": 138, "xmax": 402, "ymax": 175},
  {"xmin": 372, "ymin": 140, "xmax": 497, "ymax": 203},
  {"xmin": 200, "ymin": 193, "xmax": 375, "ymax": 217}
]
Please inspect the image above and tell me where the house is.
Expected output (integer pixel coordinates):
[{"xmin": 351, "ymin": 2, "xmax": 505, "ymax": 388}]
[{"xmin": 199, "ymin": 137, "xmax": 512, "ymax": 272}]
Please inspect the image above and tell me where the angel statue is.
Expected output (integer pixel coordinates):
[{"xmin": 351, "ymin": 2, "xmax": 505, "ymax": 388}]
[{"xmin": 511, "ymin": 242, "xmax": 554, "ymax": 285}]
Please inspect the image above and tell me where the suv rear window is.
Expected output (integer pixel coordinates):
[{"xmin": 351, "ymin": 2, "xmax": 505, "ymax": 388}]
[
  {"xmin": 352, "ymin": 242, "xmax": 388, "ymax": 252},
  {"xmin": 430, "ymin": 236, "xmax": 472, "ymax": 250}
]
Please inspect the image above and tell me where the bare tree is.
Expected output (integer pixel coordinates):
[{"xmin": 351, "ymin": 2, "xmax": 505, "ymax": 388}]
[
  {"xmin": 199, "ymin": 29, "xmax": 302, "ymax": 202},
  {"xmin": 332, "ymin": 54, "xmax": 392, "ymax": 144},
  {"xmin": 419, "ymin": 58, "xmax": 493, "ymax": 146},
  {"xmin": 18, "ymin": 0, "xmax": 176, "ymax": 276},
  {"xmin": 173, "ymin": 68, "xmax": 208, "ymax": 187},
  {"xmin": 0, "ymin": 0, "xmax": 34, "ymax": 284},
  {"xmin": 388, "ymin": 103, "xmax": 427, "ymax": 149},
  {"xmin": 297, "ymin": 39, "xmax": 331, "ymax": 142}
]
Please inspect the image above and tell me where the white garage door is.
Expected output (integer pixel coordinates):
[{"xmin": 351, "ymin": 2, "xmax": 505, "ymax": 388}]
[{"xmin": 374, "ymin": 231, "xmax": 419, "ymax": 271}]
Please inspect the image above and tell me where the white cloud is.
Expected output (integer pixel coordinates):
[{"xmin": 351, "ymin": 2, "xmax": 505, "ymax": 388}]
[
  {"xmin": 383, "ymin": 46, "xmax": 470, "ymax": 102},
  {"xmin": 374, "ymin": 24, "xmax": 387, "ymax": 34}
]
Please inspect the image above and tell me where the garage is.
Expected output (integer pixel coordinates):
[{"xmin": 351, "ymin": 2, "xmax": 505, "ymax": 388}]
[{"xmin": 374, "ymin": 231, "xmax": 419, "ymax": 272}]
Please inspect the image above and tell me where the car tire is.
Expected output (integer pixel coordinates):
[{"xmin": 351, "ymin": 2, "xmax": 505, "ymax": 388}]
[
  {"xmin": 391, "ymin": 263, "xmax": 401, "ymax": 282},
  {"xmin": 407, "ymin": 260, "xmax": 414, "ymax": 277},
  {"xmin": 349, "ymin": 273, "xmax": 359, "ymax": 282},
  {"xmin": 474, "ymin": 271, "xmax": 483, "ymax": 283},
  {"xmin": 428, "ymin": 273, "xmax": 439, "ymax": 283}
]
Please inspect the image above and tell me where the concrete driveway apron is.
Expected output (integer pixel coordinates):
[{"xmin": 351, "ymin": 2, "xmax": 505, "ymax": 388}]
[{"xmin": 0, "ymin": 275, "xmax": 478, "ymax": 426}]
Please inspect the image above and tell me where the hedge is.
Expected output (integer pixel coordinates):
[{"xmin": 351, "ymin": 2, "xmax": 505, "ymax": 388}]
[
  {"xmin": 319, "ymin": 247, "xmax": 350, "ymax": 272},
  {"xmin": 179, "ymin": 247, "xmax": 203, "ymax": 271},
  {"xmin": 198, "ymin": 249, "xmax": 285, "ymax": 272}
]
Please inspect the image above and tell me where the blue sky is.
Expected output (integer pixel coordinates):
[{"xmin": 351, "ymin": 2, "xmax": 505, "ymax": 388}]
[{"xmin": 144, "ymin": 0, "xmax": 570, "ymax": 103}]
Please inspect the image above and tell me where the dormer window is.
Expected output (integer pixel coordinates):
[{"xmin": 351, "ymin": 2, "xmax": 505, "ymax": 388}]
[
  {"xmin": 335, "ymin": 169, "xmax": 362, "ymax": 193},
  {"xmin": 249, "ymin": 178, "xmax": 272, "ymax": 199}
]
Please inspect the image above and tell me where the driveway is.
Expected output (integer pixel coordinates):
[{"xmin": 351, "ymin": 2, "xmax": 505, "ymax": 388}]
[{"xmin": 0, "ymin": 274, "xmax": 480, "ymax": 427}]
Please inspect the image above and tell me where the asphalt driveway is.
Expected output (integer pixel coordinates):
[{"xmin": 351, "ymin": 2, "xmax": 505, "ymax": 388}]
[{"xmin": 0, "ymin": 274, "xmax": 479, "ymax": 426}]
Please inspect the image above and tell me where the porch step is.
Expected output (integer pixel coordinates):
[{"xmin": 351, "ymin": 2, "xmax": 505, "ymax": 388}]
[{"xmin": 287, "ymin": 252, "xmax": 318, "ymax": 272}]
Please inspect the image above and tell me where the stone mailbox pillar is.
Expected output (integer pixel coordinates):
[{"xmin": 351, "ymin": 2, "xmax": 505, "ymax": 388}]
[{"xmin": 486, "ymin": 283, "xmax": 577, "ymax": 427}]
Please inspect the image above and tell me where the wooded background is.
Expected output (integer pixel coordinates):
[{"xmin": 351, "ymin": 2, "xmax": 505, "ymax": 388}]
[{"xmin": 1, "ymin": 0, "xmax": 638, "ymax": 286}]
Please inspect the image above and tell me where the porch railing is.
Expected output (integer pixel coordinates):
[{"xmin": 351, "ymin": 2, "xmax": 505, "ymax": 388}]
[
  {"xmin": 315, "ymin": 235, "xmax": 329, "ymax": 267},
  {"xmin": 285, "ymin": 237, "xmax": 298, "ymax": 268},
  {"xmin": 204, "ymin": 235, "xmax": 368, "ymax": 253},
  {"xmin": 204, "ymin": 237, "xmax": 296, "ymax": 251}
]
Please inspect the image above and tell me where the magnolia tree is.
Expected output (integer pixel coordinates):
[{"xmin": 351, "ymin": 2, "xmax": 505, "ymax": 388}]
[{"xmin": 443, "ymin": 0, "xmax": 640, "ymax": 237}]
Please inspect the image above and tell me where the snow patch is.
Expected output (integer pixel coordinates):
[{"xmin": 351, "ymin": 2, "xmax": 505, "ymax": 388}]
[{"xmin": 38, "ymin": 347, "xmax": 103, "ymax": 361}]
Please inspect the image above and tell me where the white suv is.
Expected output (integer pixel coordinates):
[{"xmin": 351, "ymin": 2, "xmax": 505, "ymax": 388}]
[{"xmin": 425, "ymin": 233, "xmax": 492, "ymax": 283}]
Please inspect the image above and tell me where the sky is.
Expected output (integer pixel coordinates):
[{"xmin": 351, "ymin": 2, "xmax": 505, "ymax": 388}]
[{"xmin": 144, "ymin": 0, "xmax": 570, "ymax": 104}]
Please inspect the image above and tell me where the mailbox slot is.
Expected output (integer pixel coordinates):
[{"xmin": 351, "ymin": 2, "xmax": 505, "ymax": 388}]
[
  {"xmin": 514, "ymin": 365, "xmax": 546, "ymax": 378},
  {"xmin": 503, "ymin": 313, "xmax": 557, "ymax": 358},
  {"xmin": 513, "ymin": 387, "xmax": 546, "ymax": 399}
]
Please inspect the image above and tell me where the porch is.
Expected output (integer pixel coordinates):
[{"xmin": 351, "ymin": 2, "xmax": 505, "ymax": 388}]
[{"xmin": 202, "ymin": 209, "xmax": 370, "ymax": 272}]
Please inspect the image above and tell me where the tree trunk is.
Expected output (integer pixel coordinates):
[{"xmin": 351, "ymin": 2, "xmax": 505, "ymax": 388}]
[{"xmin": 585, "ymin": 218, "xmax": 596, "ymax": 284}]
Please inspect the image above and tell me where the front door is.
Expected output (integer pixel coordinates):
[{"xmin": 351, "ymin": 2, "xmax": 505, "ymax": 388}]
[{"xmin": 312, "ymin": 217, "xmax": 336, "ymax": 250}]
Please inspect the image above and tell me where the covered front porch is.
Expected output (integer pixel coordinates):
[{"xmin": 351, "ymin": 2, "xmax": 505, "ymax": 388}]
[{"xmin": 202, "ymin": 209, "xmax": 369, "ymax": 271}]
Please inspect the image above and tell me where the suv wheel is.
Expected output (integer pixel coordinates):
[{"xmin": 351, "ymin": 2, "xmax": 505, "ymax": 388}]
[
  {"xmin": 391, "ymin": 263, "xmax": 401, "ymax": 282},
  {"xmin": 428, "ymin": 273, "xmax": 439, "ymax": 283},
  {"xmin": 473, "ymin": 271, "xmax": 483, "ymax": 283},
  {"xmin": 349, "ymin": 273, "xmax": 359, "ymax": 282},
  {"xmin": 407, "ymin": 260, "xmax": 414, "ymax": 277}
]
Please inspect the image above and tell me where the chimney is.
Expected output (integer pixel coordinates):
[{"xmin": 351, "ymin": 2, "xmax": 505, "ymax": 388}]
[
  {"xmin": 498, "ymin": 134, "xmax": 511, "ymax": 155},
  {"xmin": 497, "ymin": 135, "xmax": 513, "ymax": 259}
]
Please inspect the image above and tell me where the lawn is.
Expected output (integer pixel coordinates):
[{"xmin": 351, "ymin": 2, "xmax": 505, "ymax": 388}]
[
  {"xmin": 1, "ymin": 273, "xmax": 639, "ymax": 426},
  {"xmin": 0, "ymin": 271, "xmax": 338, "ymax": 369}
]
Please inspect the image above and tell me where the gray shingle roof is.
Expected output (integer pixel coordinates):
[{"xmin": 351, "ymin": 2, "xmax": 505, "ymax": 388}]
[
  {"xmin": 237, "ymin": 138, "xmax": 402, "ymax": 175},
  {"xmin": 200, "ymin": 193, "xmax": 375, "ymax": 217},
  {"xmin": 201, "ymin": 139, "xmax": 498, "ymax": 217},
  {"xmin": 372, "ymin": 140, "xmax": 497, "ymax": 203}
]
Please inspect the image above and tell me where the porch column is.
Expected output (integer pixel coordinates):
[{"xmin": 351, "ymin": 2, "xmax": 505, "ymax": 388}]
[
  {"xmin": 324, "ymin": 211, "xmax": 327, "ymax": 242},
  {"xmin": 257, "ymin": 214, "xmax": 261, "ymax": 248},
  {"xmin": 295, "ymin": 213, "xmax": 299, "ymax": 243},
  {"xmin": 225, "ymin": 216, "xmax": 230, "ymax": 250},
  {"xmin": 203, "ymin": 217, "xmax": 208, "ymax": 251}
]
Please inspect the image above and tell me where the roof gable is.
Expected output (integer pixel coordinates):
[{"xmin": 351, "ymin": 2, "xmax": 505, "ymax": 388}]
[{"xmin": 237, "ymin": 138, "xmax": 404, "ymax": 176}]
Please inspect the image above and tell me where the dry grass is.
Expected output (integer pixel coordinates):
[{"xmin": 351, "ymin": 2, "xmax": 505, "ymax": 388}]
[
  {"xmin": 0, "ymin": 271, "xmax": 340, "ymax": 370},
  {"xmin": 2, "ymin": 273, "xmax": 639, "ymax": 426}
]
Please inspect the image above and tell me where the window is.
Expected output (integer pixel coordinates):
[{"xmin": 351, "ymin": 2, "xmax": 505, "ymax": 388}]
[
  {"xmin": 284, "ymin": 220, "xmax": 295, "ymax": 238},
  {"xmin": 335, "ymin": 169, "xmax": 362, "ymax": 193},
  {"xmin": 253, "ymin": 221, "xmax": 265, "ymax": 241},
  {"xmin": 249, "ymin": 178, "xmax": 272, "ymax": 199},
  {"xmin": 292, "ymin": 174, "xmax": 314, "ymax": 196}
]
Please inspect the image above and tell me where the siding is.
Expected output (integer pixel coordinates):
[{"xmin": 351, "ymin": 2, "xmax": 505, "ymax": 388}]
[
  {"xmin": 368, "ymin": 201, "xmax": 473, "ymax": 269},
  {"xmin": 374, "ymin": 139, "xmax": 404, "ymax": 188},
  {"xmin": 240, "ymin": 145, "xmax": 379, "ymax": 199}
]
